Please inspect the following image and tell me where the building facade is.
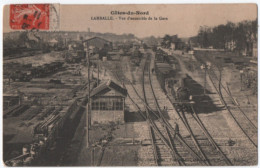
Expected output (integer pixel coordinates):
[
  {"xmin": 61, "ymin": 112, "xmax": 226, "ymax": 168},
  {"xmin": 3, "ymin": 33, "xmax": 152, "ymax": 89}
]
[
  {"xmin": 83, "ymin": 37, "xmax": 112, "ymax": 51},
  {"xmin": 90, "ymin": 80, "xmax": 127, "ymax": 125}
]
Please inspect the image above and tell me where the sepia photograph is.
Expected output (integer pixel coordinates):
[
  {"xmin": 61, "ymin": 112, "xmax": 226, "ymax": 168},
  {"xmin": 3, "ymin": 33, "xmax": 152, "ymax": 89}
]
[{"xmin": 2, "ymin": 4, "xmax": 258, "ymax": 166}]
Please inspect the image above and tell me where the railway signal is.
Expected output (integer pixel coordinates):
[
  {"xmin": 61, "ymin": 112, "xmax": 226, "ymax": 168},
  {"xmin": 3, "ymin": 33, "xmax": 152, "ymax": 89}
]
[{"xmin": 200, "ymin": 62, "xmax": 211, "ymax": 95}]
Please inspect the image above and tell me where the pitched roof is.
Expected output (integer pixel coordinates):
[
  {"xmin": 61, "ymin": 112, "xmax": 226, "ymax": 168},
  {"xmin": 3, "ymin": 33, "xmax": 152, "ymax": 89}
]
[
  {"xmin": 49, "ymin": 39, "xmax": 58, "ymax": 43},
  {"xmin": 83, "ymin": 37, "xmax": 111, "ymax": 43},
  {"xmin": 90, "ymin": 80, "xmax": 127, "ymax": 98}
]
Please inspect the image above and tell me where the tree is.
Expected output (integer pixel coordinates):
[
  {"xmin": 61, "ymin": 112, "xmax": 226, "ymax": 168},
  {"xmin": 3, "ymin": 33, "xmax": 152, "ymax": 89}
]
[
  {"xmin": 160, "ymin": 34, "xmax": 183, "ymax": 49},
  {"xmin": 233, "ymin": 20, "xmax": 257, "ymax": 54},
  {"xmin": 142, "ymin": 36, "xmax": 159, "ymax": 46},
  {"xmin": 211, "ymin": 25, "xmax": 227, "ymax": 49},
  {"xmin": 233, "ymin": 22, "xmax": 247, "ymax": 52},
  {"xmin": 161, "ymin": 34, "xmax": 172, "ymax": 48},
  {"xmin": 194, "ymin": 19, "xmax": 257, "ymax": 54},
  {"xmin": 197, "ymin": 26, "xmax": 212, "ymax": 48}
]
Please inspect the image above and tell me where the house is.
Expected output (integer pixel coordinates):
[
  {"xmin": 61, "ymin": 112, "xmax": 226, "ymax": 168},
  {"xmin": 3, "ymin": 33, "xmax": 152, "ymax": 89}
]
[
  {"xmin": 170, "ymin": 43, "xmax": 176, "ymax": 50},
  {"xmin": 83, "ymin": 37, "xmax": 112, "ymax": 51},
  {"xmin": 90, "ymin": 80, "xmax": 127, "ymax": 125},
  {"xmin": 49, "ymin": 39, "xmax": 58, "ymax": 47},
  {"xmin": 170, "ymin": 35, "xmax": 184, "ymax": 50},
  {"xmin": 67, "ymin": 41, "xmax": 84, "ymax": 51}
]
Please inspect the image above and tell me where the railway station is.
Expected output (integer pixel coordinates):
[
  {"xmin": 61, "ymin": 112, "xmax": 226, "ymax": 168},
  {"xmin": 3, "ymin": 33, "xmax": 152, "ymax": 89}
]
[{"xmin": 2, "ymin": 4, "xmax": 258, "ymax": 167}]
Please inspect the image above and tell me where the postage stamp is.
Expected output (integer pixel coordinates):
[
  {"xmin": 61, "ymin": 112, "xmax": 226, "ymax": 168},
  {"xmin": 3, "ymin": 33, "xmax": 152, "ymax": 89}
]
[{"xmin": 10, "ymin": 4, "xmax": 50, "ymax": 30}]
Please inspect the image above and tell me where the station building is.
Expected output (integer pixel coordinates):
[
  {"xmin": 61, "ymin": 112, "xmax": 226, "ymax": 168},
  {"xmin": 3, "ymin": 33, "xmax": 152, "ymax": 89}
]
[
  {"xmin": 83, "ymin": 37, "xmax": 112, "ymax": 51},
  {"xmin": 90, "ymin": 80, "xmax": 127, "ymax": 125}
]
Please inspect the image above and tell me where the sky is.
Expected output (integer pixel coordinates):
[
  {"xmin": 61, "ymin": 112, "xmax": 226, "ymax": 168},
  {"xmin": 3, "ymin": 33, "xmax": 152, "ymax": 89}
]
[{"xmin": 3, "ymin": 4, "xmax": 257, "ymax": 38}]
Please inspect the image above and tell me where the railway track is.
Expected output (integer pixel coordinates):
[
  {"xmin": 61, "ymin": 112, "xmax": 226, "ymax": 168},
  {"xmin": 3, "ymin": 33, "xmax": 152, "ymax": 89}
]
[
  {"xmin": 108, "ymin": 49, "xmax": 233, "ymax": 166},
  {"xmin": 207, "ymin": 66, "xmax": 258, "ymax": 148},
  {"xmin": 142, "ymin": 57, "xmax": 183, "ymax": 166},
  {"xmin": 152, "ymin": 55, "xmax": 232, "ymax": 165},
  {"xmin": 193, "ymin": 54, "xmax": 257, "ymax": 149},
  {"xmin": 112, "ymin": 53, "xmax": 207, "ymax": 166},
  {"xmin": 211, "ymin": 67, "xmax": 257, "ymax": 128},
  {"xmin": 164, "ymin": 84, "xmax": 232, "ymax": 165},
  {"xmin": 154, "ymin": 49, "xmax": 232, "ymax": 165},
  {"xmin": 114, "ymin": 56, "xmax": 180, "ymax": 166},
  {"xmin": 166, "ymin": 94, "xmax": 233, "ymax": 165}
]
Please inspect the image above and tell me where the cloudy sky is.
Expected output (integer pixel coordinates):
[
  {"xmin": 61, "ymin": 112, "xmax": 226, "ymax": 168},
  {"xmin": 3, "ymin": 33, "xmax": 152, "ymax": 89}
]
[{"xmin": 3, "ymin": 4, "xmax": 257, "ymax": 38}]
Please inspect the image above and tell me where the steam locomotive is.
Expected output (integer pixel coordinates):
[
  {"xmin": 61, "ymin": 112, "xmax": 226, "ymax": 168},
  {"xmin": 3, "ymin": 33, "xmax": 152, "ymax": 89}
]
[{"xmin": 168, "ymin": 74, "xmax": 192, "ymax": 103}]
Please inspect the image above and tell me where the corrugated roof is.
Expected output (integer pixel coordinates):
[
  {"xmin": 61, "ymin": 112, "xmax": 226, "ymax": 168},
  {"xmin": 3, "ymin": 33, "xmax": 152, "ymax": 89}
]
[{"xmin": 90, "ymin": 80, "xmax": 127, "ymax": 98}]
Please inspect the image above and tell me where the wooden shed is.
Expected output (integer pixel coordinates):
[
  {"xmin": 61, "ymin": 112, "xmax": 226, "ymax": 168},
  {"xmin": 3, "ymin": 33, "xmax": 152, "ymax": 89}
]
[{"xmin": 90, "ymin": 80, "xmax": 127, "ymax": 125}]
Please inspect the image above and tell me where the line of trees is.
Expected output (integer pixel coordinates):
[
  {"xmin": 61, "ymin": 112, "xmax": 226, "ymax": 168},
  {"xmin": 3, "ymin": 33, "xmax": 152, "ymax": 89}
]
[
  {"xmin": 161, "ymin": 34, "xmax": 185, "ymax": 50},
  {"xmin": 142, "ymin": 36, "xmax": 161, "ymax": 46},
  {"xmin": 192, "ymin": 19, "xmax": 257, "ymax": 54}
]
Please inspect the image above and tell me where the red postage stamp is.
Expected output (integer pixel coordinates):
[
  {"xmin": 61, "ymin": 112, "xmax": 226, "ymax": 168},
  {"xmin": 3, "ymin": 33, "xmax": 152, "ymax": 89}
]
[{"xmin": 10, "ymin": 4, "xmax": 50, "ymax": 30}]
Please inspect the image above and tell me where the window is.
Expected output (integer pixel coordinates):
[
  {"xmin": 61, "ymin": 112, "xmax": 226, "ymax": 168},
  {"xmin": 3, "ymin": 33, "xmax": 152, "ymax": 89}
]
[
  {"xmin": 91, "ymin": 102, "xmax": 99, "ymax": 110},
  {"xmin": 107, "ymin": 98, "xmax": 113, "ymax": 110},
  {"xmin": 100, "ymin": 102, "xmax": 107, "ymax": 110},
  {"xmin": 91, "ymin": 102, "xmax": 94, "ymax": 110},
  {"xmin": 92, "ymin": 98, "xmax": 124, "ymax": 111},
  {"xmin": 114, "ymin": 98, "xmax": 123, "ymax": 110}
]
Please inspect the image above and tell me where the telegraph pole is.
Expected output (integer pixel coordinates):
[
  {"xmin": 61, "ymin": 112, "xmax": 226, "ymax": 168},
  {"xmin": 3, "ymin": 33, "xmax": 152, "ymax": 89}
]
[
  {"xmin": 204, "ymin": 67, "xmax": 207, "ymax": 94},
  {"xmin": 97, "ymin": 61, "xmax": 99, "ymax": 86},
  {"xmin": 218, "ymin": 67, "xmax": 223, "ymax": 102},
  {"xmin": 84, "ymin": 42, "xmax": 90, "ymax": 148},
  {"xmin": 91, "ymin": 148, "xmax": 95, "ymax": 166},
  {"xmin": 88, "ymin": 44, "xmax": 91, "ymax": 132}
]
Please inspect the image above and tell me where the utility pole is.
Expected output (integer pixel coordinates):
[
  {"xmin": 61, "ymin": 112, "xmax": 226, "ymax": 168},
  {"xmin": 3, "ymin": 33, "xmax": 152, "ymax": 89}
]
[
  {"xmin": 91, "ymin": 148, "xmax": 95, "ymax": 166},
  {"xmin": 218, "ymin": 67, "xmax": 223, "ymax": 104},
  {"xmin": 97, "ymin": 61, "xmax": 99, "ymax": 86},
  {"xmin": 203, "ymin": 67, "xmax": 207, "ymax": 94},
  {"xmin": 84, "ymin": 42, "xmax": 90, "ymax": 148}
]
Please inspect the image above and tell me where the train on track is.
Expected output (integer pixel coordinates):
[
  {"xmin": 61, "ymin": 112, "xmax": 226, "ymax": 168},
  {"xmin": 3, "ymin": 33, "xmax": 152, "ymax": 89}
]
[{"xmin": 167, "ymin": 74, "xmax": 192, "ymax": 104}]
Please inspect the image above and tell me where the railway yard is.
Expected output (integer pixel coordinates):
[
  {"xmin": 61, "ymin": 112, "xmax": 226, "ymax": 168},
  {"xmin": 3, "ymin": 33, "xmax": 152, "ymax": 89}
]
[
  {"xmin": 3, "ymin": 42, "xmax": 258, "ymax": 166},
  {"xmin": 3, "ymin": 51, "xmax": 96, "ymax": 166},
  {"xmin": 75, "ymin": 47, "xmax": 257, "ymax": 166}
]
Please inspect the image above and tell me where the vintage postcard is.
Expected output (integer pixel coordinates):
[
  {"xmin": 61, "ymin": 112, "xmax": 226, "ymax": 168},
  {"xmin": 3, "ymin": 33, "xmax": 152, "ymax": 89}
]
[{"xmin": 2, "ymin": 4, "xmax": 258, "ymax": 166}]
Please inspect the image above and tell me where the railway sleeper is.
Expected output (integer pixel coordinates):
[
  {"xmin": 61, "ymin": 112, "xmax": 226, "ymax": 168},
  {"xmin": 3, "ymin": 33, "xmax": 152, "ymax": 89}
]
[
  {"xmin": 158, "ymin": 162, "xmax": 177, "ymax": 166},
  {"xmin": 157, "ymin": 152, "xmax": 173, "ymax": 157},
  {"xmin": 180, "ymin": 157, "xmax": 204, "ymax": 162},
  {"xmin": 184, "ymin": 161, "xmax": 207, "ymax": 166},
  {"xmin": 158, "ymin": 157, "xmax": 174, "ymax": 162}
]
